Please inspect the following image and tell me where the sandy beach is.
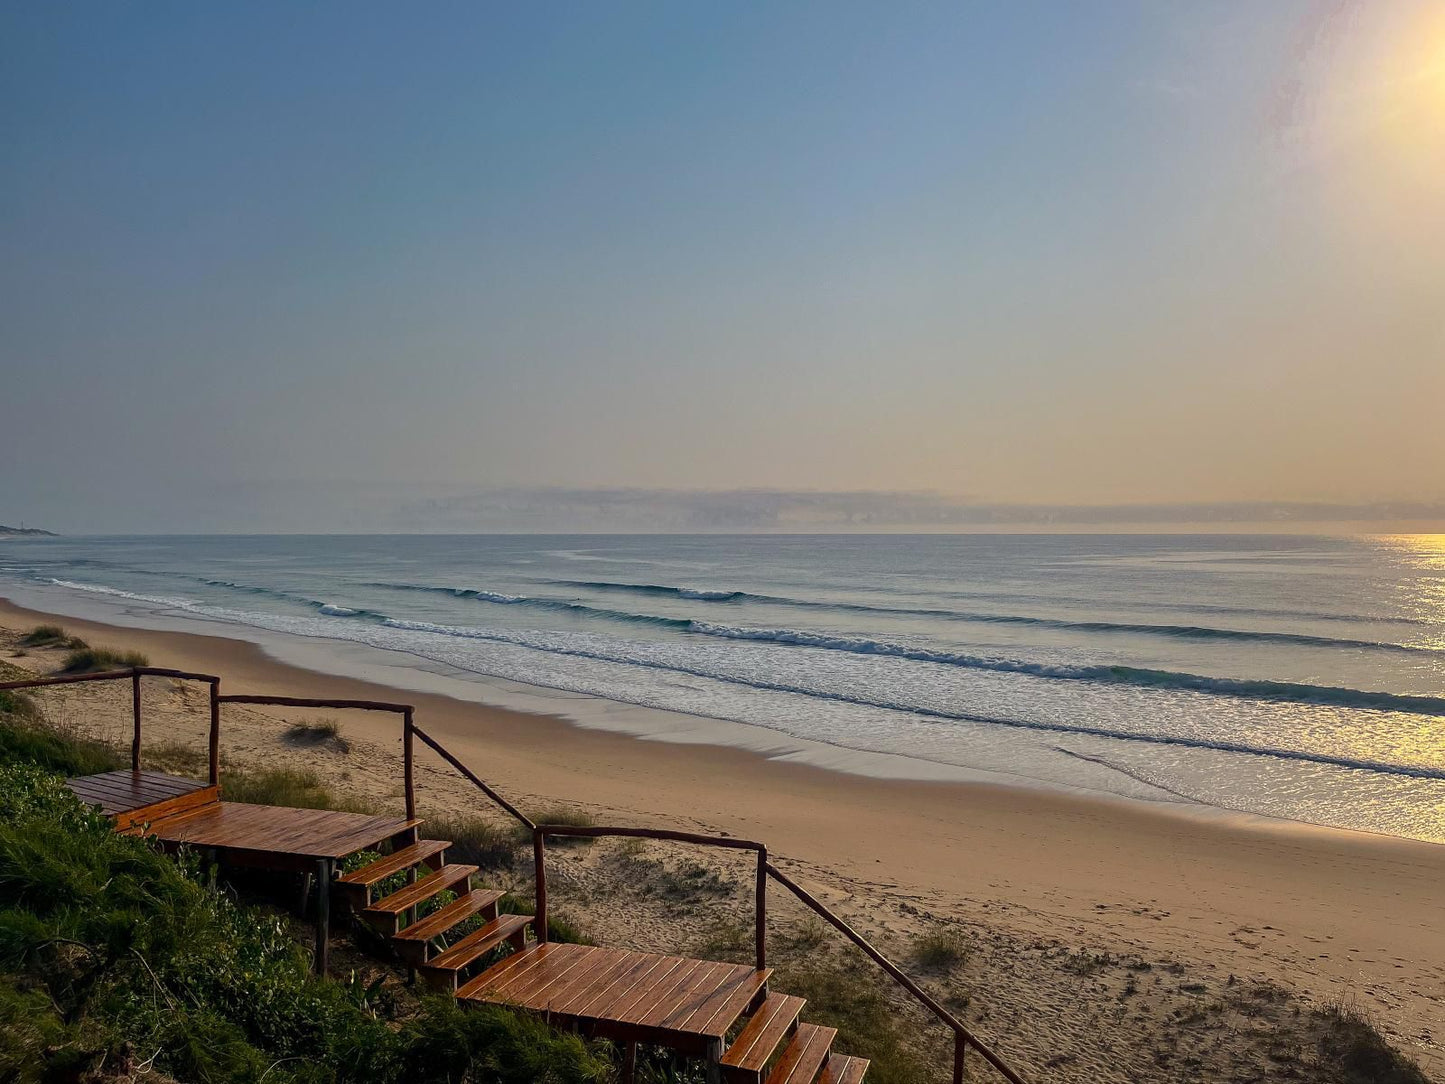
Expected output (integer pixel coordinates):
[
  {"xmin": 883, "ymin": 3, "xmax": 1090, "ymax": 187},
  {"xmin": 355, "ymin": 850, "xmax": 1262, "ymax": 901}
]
[{"xmin": 3, "ymin": 596, "xmax": 1441, "ymax": 1080}]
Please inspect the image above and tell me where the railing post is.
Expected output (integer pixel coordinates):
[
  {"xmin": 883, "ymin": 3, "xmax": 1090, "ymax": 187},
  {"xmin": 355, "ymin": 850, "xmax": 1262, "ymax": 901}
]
[
  {"xmin": 208, "ymin": 679, "xmax": 221, "ymax": 786},
  {"xmin": 755, "ymin": 847, "xmax": 767, "ymax": 970},
  {"xmin": 533, "ymin": 827, "xmax": 548, "ymax": 943},
  {"xmin": 130, "ymin": 669, "xmax": 142, "ymax": 771},
  {"xmin": 954, "ymin": 1029, "xmax": 966, "ymax": 1084},
  {"xmin": 402, "ymin": 708, "xmax": 416, "ymax": 821}
]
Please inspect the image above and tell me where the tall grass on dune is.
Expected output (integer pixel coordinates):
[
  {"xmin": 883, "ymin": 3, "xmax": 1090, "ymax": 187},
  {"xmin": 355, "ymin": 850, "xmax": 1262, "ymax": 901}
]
[{"xmin": 59, "ymin": 646, "xmax": 149, "ymax": 673}]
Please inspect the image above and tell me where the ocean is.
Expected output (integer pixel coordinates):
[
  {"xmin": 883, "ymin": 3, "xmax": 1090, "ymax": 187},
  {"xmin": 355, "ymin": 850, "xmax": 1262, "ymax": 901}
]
[{"xmin": 2, "ymin": 533, "xmax": 1442, "ymax": 842}]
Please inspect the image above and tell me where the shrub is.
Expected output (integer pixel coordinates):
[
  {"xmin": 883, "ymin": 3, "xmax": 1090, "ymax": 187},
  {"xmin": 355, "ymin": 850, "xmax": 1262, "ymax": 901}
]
[
  {"xmin": 912, "ymin": 926, "xmax": 969, "ymax": 971},
  {"xmin": 284, "ymin": 716, "xmax": 350, "ymax": 753},
  {"xmin": 59, "ymin": 647, "xmax": 148, "ymax": 674},
  {"xmin": 1314, "ymin": 1000, "xmax": 1429, "ymax": 1084},
  {"xmin": 18, "ymin": 625, "xmax": 86, "ymax": 649},
  {"xmin": 0, "ymin": 711, "xmax": 121, "ymax": 778},
  {"xmin": 424, "ymin": 812, "xmax": 526, "ymax": 869},
  {"xmin": 531, "ymin": 806, "xmax": 595, "ymax": 847}
]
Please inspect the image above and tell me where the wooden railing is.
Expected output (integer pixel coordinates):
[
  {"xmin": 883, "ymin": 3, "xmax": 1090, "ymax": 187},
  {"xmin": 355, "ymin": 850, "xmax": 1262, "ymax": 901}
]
[
  {"xmin": 531, "ymin": 823, "xmax": 1027, "ymax": 1084},
  {"xmin": 0, "ymin": 666, "xmax": 1030, "ymax": 1083},
  {"xmin": 0, "ymin": 665, "xmax": 222, "ymax": 784}
]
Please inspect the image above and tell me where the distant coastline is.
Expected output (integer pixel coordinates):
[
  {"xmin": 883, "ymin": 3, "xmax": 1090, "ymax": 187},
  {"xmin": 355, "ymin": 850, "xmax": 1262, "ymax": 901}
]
[{"xmin": 0, "ymin": 524, "xmax": 56, "ymax": 538}]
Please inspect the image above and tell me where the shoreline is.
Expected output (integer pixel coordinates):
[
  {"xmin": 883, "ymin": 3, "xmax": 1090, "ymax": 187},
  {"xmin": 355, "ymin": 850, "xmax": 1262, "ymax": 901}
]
[{"xmin": 3, "ymin": 595, "xmax": 1443, "ymax": 1071}]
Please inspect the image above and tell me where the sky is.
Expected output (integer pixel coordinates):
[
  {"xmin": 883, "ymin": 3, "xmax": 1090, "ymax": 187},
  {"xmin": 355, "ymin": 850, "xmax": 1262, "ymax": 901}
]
[{"xmin": 2, "ymin": 1, "xmax": 1443, "ymax": 532}]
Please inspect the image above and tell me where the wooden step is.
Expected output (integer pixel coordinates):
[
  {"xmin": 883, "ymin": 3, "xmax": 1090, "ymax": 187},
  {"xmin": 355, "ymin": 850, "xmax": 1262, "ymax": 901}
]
[
  {"xmin": 362, "ymin": 864, "xmax": 477, "ymax": 933},
  {"xmin": 765, "ymin": 1024, "xmax": 836, "ymax": 1084},
  {"xmin": 417, "ymin": 913, "xmax": 533, "ymax": 992},
  {"xmin": 721, "ymin": 994, "xmax": 808, "ymax": 1082},
  {"xmin": 391, "ymin": 888, "xmax": 506, "ymax": 965},
  {"xmin": 818, "ymin": 1054, "xmax": 868, "ymax": 1084},
  {"xmin": 336, "ymin": 839, "xmax": 450, "ymax": 906}
]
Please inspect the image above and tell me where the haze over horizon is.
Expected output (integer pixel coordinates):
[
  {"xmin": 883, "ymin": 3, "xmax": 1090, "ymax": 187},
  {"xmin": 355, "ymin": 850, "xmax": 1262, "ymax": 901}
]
[{"xmin": 4, "ymin": 2, "xmax": 1443, "ymax": 533}]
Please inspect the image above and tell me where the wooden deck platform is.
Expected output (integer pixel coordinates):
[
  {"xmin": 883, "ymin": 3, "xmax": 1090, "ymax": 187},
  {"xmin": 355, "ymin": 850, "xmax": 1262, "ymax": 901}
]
[
  {"xmin": 66, "ymin": 769, "xmax": 218, "ymax": 831},
  {"xmin": 461, "ymin": 943, "xmax": 771, "ymax": 1057}
]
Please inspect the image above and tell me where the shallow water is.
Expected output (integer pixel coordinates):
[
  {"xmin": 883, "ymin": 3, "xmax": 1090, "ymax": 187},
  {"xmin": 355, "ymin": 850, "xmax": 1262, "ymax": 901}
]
[{"xmin": 4, "ymin": 533, "xmax": 1443, "ymax": 841}]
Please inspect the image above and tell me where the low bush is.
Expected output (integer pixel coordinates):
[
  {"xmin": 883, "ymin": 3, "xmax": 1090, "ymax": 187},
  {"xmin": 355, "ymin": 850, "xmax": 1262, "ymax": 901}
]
[
  {"xmin": 59, "ymin": 646, "xmax": 149, "ymax": 673},
  {"xmin": 1315, "ymin": 1000, "xmax": 1429, "ymax": 1084},
  {"xmin": 0, "ymin": 704, "xmax": 120, "ymax": 778},
  {"xmin": 284, "ymin": 717, "xmax": 350, "ymax": 752},
  {"xmin": 423, "ymin": 812, "xmax": 526, "ymax": 869},
  {"xmin": 18, "ymin": 625, "xmax": 86, "ymax": 649},
  {"xmin": 912, "ymin": 926, "xmax": 969, "ymax": 971}
]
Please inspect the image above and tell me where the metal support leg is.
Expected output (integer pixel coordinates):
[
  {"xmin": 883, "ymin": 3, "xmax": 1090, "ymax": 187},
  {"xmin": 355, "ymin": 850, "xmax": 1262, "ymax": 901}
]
[{"xmin": 314, "ymin": 858, "xmax": 332, "ymax": 976}]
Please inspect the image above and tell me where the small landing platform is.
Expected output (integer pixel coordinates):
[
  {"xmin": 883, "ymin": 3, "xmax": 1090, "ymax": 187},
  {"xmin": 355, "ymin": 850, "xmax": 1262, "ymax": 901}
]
[
  {"xmin": 66, "ymin": 769, "xmax": 217, "ymax": 830},
  {"xmin": 461, "ymin": 942, "xmax": 771, "ymax": 1056}
]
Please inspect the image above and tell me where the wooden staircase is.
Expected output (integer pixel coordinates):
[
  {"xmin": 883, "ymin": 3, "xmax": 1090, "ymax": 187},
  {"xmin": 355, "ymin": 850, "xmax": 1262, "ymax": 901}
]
[{"xmin": 332, "ymin": 835, "xmax": 871, "ymax": 1084}]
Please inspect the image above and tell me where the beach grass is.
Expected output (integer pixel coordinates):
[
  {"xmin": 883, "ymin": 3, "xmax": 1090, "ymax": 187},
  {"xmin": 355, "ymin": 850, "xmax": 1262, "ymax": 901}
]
[
  {"xmin": 283, "ymin": 715, "xmax": 351, "ymax": 752},
  {"xmin": 912, "ymin": 927, "xmax": 969, "ymax": 971},
  {"xmin": 18, "ymin": 624, "xmax": 86, "ymax": 649},
  {"xmin": 58, "ymin": 645, "xmax": 149, "ymax": 673}
]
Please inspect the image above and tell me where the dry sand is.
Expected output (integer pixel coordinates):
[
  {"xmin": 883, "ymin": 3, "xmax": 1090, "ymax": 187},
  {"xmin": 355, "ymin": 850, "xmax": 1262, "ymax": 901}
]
[{"xmin": 2, "ymin": 597, "xmax": 1441, "ymax": 1081}]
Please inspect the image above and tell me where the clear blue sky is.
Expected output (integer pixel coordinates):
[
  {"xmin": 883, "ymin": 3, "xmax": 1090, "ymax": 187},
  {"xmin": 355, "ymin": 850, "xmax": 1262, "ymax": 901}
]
[{"xmin": 3, "ymin": 2, "xmax": 1442, "ymax": 531}]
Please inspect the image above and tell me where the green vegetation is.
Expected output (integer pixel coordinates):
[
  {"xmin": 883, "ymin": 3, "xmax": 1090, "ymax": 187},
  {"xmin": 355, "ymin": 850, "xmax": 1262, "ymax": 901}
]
[
  {"xmin": 1315, "ymin": 1001, "xmax": 1429, "ymax": 1084},
  {"xmin": 284, "ymin": 717, "xmax": 350, "ymax": 752},
  {"xmin": 19, "ymin": 624, "xmax": 86, "ymax": 649},
  {"xmin": 0, "ymin": 691, "xmax": 606, "ymax": 1084},
  {"xmin": 60, "ymin": 645, "xmax": 150, "ymax": 673},
  {"xmin": 422, "ymin": 812, "xmax": 526, "ymax": 869},
  {"xmin": 911, "ymin": 927, "xmax": 968, "ymax": 972},
  {"xmin": 222, "ymin": 765, "xmax": 374, "ymax": 812},
  {"xmin": 532, "ymin": 806, "xmax": 595, "ymax": 846}
]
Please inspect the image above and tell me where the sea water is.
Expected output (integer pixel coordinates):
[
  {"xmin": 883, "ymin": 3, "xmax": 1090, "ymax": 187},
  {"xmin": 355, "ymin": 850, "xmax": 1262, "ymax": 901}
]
[{"xmin": 2, "ymin": 533, "xmax": 1442, "ymax": 841}]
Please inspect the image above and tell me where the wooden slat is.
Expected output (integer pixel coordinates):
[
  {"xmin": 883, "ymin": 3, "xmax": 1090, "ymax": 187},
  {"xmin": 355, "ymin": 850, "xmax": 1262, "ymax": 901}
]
[
  {"xmin": 722, "ymin": 994, "xmax": 807, "ymax": 1077},
  {"xmin": 598, "ymin": 954, "xmax": 692, "ymax": 1022},
  {"xmin": 419, "ymin": 913, "xmax": 531, "ymax": 974},
  {"xmin": 366, "ymin": 864, "xmax": 476, "ymax": 915},
  {"xmin": 496, "ymin": 944, "xmax": 604, "ymax": 1007},
  {"xmin": 767, "ymin": 1024, "xmax": 836, "ymax": 1084},
  {"xmin": 395, "ymin": 888, "xmax": 505, "ymax": 944},
  {"xmin": 649, "ymin": 960, "xmax": 738, "ymax": 1028},
  {"xmin": 338, "ymin": 839, "xmax": 449, "ymax": 887},
  {"xmin": 818, "ymin": 1055, "xmax": 868, "ymax": 1084},
  {"xmin": 568, "ymin": 950, "xmax": 674, "ymax": 1018},
  {"xmin": 145, "ymin": 802, "xmax": 418, "ymax": 859},
  {"xmin": 622, "ymin": 957, "xmax": 712, "ymax": 1025},
  {"xmin": 682, "ymin": 967, "xmax": 772, "ymax": 1039},
  {"xmin": 111, "ymin": 785, "xmax": 219, "ymax": 831},
  {"xmin": 458, "ymin": 943, "xmax": 562, "ymax": 1000},
  {"xmin": 544, "ymin": 949, "xmax": 648, "ymax": 1016}
]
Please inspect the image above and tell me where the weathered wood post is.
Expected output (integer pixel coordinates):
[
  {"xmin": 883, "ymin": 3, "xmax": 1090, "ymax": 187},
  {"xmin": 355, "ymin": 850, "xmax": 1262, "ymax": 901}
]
[
  {"xmin": 130, "ymin": 669, "xmax": 142, "ymax": 771},
  {"xmin": 533, "ymin": 826, "xmax": 548, "ymax": 943},
  {"xmin": 207, "ymin": 678, "xmax": 221, "ymax": 786},
  {"xmin": 402, "ymin": 707, "xmax": 416, "ymax": 821},
  {"xmin": 755, "ymin": 846, "xmax": 767, "ymax": 970}
]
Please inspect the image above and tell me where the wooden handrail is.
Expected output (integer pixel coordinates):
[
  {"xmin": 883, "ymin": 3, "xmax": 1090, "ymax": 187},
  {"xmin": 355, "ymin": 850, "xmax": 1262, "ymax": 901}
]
[
  {"xmin": 408, "ymin": 721, "xmax": 535, "ymax": 830},
  {"xmin": 765, "ymin": 862, "xmax": 1027, "ymax": 1084},
  {"xmin": 530, "ymin": 823, "xmax": 769, "ymax": 970}
]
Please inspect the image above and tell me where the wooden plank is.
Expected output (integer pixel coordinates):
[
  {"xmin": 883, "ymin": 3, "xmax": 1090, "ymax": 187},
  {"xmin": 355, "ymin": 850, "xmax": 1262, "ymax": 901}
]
[
  {"xmin": 766, "ymin": 1024, "xmax": 836, "ymax": 1084},
  {"xmin": 337, "ymin": 839, "xmax": 449, "ymax": 888},
  {"xmin": 497, "ymin": 944, "xmax": 604, "ymax": 1008},
  {"xmin": 818, "ymin": 1055, "xmax": 868, "ymax": 1084},
  {"xmin": 459, "ymin": 943, "xmax": 561, "ymax": 1000},
  {"xmin": 595, "ymin": 954, "xmax": 691, "ymax": 1023},
  {"xmin": 682, "ymin": 967, "xmax": 772, "ymax": 1039},
  {"xmin": 619, "ymin": 957, "xmax": 711, "ymax": 1026},
  {"xmin": 722, "ymin": 994, "xmax": 807, "ymax": 1077},
  {"xmin": 112, "ymin": 785, "xmax": 219, "ymax": 831},
  {"xmin": 366, "ymin": 865, "xmax": 476, "ymax": 915},
  {"xmin": 647, "ymin": 960, "xmax": 738, "ymax": 1029},
  {"xmin": 395, "ymin": 889, "xmax": 505, "ymax": 944},
  {"xmin": 544, "ymin": 949, "xmax": 647, "ymax": 1017},
  {"xmin": 146, "ymin": 802, "xmax": 418, "ymax": 860},
  {"xmin": 423, "ymin": 913, "xmax": 532, "ymax": 972},
  {"xmin": 563, "ymin": 949, "xmax": 674, "ymax": 1021}
]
